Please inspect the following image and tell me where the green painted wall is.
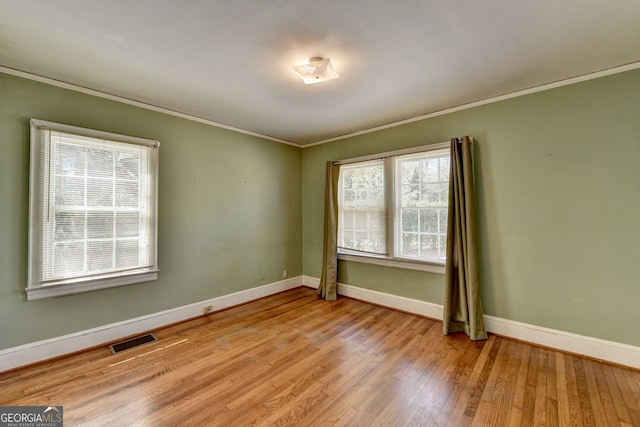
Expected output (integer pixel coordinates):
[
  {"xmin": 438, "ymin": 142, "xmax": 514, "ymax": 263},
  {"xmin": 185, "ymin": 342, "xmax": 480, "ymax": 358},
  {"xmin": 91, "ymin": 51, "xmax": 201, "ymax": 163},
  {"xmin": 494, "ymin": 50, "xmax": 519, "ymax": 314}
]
[
  {"xmin": 0, "ymin": 72, "xmax": 302, "ymax": 349},
  {"xmin": 2, "ymin": 68, "xmax": 639, "ymax": 352},
  {"xmin": 302, "ymin": 69, "xmax": 640, "ymax": 347}
]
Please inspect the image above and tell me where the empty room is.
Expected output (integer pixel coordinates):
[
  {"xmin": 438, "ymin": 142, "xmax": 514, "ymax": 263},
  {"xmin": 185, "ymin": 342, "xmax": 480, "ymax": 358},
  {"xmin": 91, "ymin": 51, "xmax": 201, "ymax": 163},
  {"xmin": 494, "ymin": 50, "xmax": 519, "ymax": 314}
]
[{"xmin": 1, "ymin": 1, "xmax": 639, "ymax": 426}]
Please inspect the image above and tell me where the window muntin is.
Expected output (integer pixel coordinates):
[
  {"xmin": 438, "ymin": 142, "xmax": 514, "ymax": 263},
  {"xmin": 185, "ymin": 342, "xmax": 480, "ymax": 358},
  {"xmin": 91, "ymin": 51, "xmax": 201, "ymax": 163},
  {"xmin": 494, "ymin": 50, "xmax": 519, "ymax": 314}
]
[
  {"xmin": 28, "ymin": 119, "xmax": 159, "ymax": 299},
  {"xmin": 337, "ymin": 144, "xmax": 450, "ymax": 266}
]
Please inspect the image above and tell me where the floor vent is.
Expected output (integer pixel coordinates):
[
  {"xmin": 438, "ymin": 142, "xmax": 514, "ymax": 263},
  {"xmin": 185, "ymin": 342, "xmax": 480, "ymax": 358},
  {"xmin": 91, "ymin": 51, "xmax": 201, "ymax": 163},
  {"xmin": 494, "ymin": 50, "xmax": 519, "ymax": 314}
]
[{"xmin": 110, "ymin": 333, "xmax": 158, "ymax": 354}]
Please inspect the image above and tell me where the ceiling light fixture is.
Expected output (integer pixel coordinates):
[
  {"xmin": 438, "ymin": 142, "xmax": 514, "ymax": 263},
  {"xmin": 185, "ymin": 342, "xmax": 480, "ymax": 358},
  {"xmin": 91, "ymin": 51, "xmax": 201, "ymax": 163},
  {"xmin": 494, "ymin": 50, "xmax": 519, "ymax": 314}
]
[{"xmin": 293, "ymin": 57, "xmax": 339, "ymax": 85}]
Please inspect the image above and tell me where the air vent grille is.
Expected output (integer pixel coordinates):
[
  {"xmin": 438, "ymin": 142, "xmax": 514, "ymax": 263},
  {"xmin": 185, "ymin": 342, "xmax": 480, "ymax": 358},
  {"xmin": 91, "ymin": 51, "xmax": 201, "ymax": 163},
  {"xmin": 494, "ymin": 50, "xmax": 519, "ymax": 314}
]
[{"xmin": 110, "ymin": 333, "xmax": 158, "ymax": 354}]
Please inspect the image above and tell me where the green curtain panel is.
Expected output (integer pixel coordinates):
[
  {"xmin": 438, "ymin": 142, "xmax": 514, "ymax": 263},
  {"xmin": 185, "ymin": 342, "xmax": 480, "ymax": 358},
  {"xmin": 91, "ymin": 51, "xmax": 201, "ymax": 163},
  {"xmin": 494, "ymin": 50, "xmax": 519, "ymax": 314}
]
[
  {"xmin": 317, "ymin": 161, "xmax": 341, "ymax": 300},
  {"xmin": 443, "ymin": 136, "xmax": 488, "ymax": 341}
]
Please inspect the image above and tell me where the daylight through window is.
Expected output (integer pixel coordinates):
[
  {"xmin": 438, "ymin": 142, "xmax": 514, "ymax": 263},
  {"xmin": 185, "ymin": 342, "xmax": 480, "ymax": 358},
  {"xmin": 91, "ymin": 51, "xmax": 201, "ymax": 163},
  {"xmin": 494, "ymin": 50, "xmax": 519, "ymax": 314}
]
[
  {"xmin": 28, "ymin": 119, "xmax": 159, "ymax": 300},
  {"xmin": 338, "ymin": 143, "xmax": 450, "ymax": 266}
]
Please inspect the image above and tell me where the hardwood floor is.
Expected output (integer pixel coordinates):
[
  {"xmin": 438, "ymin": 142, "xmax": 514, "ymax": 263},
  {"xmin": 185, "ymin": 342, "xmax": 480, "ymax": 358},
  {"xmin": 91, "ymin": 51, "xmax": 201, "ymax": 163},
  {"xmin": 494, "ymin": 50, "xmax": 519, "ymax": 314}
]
[{"xmin": 1, "ymin": 287, "xmax": 639, "ymax": 426}]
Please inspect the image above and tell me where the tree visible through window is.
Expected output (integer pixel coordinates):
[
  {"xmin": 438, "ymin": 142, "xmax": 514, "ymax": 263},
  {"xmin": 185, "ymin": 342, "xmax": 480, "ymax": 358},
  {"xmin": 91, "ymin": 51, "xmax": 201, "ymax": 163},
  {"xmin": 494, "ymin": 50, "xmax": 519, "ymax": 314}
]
[
  {"xmin": 397, "ymin": 152, "xmax": 450, "ymax": 261},
  {"xmin": 337, "ymin": 144, "xmax": 450, "ymax": 265}
]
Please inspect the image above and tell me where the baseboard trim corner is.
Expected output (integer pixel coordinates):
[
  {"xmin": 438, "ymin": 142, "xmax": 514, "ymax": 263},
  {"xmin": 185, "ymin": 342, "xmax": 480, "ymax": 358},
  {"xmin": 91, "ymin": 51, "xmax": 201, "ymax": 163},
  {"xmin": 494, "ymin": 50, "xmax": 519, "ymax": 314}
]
[
  {"xmin": 0, "ymin": 276, "xmax": 303, "ymax": 373},
  {"xmin": 302, "ymin": 275, "xmax": 640, "ymax": 370}
]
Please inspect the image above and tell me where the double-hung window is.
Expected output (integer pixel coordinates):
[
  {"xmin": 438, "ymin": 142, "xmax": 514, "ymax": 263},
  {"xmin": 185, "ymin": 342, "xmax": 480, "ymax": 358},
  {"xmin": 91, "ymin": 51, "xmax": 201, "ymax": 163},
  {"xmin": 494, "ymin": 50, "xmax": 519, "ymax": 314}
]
[
  {"xmin": 337, "ymin": 159, "xmax": 387, "ymax": 256},
  {"xmin": 337, "ymin": 142, "xmax": 450, "ymax": 272},
  {"xmin": 27, "ymin": 119, "xmax": 159, "ymax": 300}
]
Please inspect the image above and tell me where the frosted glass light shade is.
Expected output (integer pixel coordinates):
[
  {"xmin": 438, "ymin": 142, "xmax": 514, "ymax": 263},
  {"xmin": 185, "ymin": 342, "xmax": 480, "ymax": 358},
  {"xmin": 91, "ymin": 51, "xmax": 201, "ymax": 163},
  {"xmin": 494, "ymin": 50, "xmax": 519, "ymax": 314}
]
[{"xmin": 293, "ymin": 57, "xmax": 339, "ymax": 85}]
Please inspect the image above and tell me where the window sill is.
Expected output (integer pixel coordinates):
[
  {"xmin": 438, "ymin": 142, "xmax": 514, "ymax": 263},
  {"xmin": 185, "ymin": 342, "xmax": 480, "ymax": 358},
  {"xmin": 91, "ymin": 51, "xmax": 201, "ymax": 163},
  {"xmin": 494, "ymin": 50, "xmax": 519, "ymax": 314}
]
[
  {"xmin": 337, "ymin": 253, "xmax": 445, "ymax": 274},
  {"xmin": 26, "ymin": 270, "xmax": 159, "ymax": 300}
]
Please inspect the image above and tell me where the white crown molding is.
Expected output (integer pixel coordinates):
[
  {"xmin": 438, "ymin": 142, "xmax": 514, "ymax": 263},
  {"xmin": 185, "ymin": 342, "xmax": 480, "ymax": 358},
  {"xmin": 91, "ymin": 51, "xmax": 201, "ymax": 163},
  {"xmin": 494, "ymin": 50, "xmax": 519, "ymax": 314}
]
[
  {"xmin": 302, "ymin": 61, "xmax": 640, "ymax": 147},
  {"xmin": 0, "ymin": 276, "xmax": 302, "ymax": 373},
  {"xmin": 302, "ymin": 276, "xmax": 640, "ymax": 370},
  {"xmin": 4, "ymin": 61, "xmax": 640, "ymax": 149},
  {"xmin": 0, "ymin": 65, "xmax": 299, "ymax": 147}
]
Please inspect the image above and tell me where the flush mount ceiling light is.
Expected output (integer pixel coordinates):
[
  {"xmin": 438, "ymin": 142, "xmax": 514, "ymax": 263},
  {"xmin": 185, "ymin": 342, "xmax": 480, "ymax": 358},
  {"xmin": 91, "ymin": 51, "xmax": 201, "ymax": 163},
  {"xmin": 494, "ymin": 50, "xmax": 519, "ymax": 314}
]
[{"xmin": 292, "ymin": 57, "xmax": 339, "ymax": 85}]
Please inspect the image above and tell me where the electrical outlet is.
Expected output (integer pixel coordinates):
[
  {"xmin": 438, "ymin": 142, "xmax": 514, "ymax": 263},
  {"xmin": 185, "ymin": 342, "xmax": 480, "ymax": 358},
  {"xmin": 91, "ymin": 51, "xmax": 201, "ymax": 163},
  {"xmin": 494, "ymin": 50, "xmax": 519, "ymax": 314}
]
[
  {"xmin": 203, "ymin": 305, "xmax": 213, "ymax": 314},
  {"xmin": 282, "ymin": 270, "xmax": 287, "ymax": 278}
]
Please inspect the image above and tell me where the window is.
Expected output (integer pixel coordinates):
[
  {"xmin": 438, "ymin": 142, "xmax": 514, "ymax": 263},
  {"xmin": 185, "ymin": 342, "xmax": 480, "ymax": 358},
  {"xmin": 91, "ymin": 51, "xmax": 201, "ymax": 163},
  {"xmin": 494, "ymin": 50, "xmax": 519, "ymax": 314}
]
[
  {"xmin": 338, "ymin": 159, "xmax": 386, "ymax": 255},
  {"xmin": 337, "ymin": 143, "xmax": 450, "ymax": 272},
  {"xmin": 28, "ymin": 119, "xmax": 159, "ymax": 300},
  {"xmin": 395, "ymin": 151, "xmax": 450, "ymax": 261}
]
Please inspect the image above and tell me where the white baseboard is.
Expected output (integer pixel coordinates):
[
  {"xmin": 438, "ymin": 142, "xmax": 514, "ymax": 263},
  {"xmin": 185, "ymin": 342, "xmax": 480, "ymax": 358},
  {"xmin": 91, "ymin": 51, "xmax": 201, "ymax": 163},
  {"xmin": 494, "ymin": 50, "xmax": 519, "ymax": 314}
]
[
  {"xmin": 302, "ymin": 276, "xmax": 444, "ymax": 320},
  {"xmin": 302, "ymin": 275, "xmax": 640, "ymax": 370},
  {"xmin": 0, "ymin": 276, "xmax": 302, "ymax": 373},
  {"xmin": 4, "ymin": 275, "xmax": 638, "ymax": 372}
]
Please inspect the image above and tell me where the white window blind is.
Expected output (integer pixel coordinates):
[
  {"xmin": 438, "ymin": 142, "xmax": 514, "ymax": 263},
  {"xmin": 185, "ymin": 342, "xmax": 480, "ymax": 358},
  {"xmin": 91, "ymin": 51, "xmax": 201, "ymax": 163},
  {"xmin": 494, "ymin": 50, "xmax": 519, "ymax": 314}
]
[
  {"xmin": 395, "ymin": 150, "xmax": 450, "ymax": 262},
  {"xmin": 28, "ymin": 119, "xmax": 159, "ymax": 300},
  {"xmin": 336, "ymin": 142, "xmax": 450, "ymax": 268},
  {"xmin": 338, "ymin": 159, "xmax": 387, "ymax": 255}
]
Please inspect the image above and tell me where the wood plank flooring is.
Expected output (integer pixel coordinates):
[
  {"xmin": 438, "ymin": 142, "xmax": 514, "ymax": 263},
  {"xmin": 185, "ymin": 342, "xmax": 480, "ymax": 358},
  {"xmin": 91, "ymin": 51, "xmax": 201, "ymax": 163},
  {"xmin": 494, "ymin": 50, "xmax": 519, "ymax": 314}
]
[{"xmin": 1, "ymin": 287, "xmax": 639, "ymax": 426}]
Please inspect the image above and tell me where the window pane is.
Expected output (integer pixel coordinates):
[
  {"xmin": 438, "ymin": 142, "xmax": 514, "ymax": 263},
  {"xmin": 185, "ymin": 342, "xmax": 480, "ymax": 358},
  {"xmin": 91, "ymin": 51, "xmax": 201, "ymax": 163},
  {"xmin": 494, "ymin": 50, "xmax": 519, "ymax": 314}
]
[
  {"xmin": 401, "ymin": 233, "xmax": 419, "ymax": 257},
  {"xmin": 369, "ymin": 211, "xmax": 385, "ymax": 231},
  {"xmin": 438, "ymin": 235, "xmax": 447, "ymax": 259},
  {"xmin": 116, "ymin": 213, "xmax": 140, "ymax": 238},
  {"xmin": 402, "ymin": 184, "xmax": 419, "ymax": 206},
  {"xmin": 440, "ymin": 183, "xmax": 449, "ymax": 205},
  {"xmin": 55, "ymin": 212, "xmax": 84, "ymax": 241},
  {"xmin": 343, "ymin": 189, "xmax": 356, "ymax": 206},
  {"xmin": 402, "ymin": 160, "xmax": 420, "ymax": 184},
  {"xmin": 87, "ymin": 148, "xmax": 113, "ymax": 178},
  {"xmin": 439, "ymin": 209, "xmax": 448, "ymax": 234},
  {"xmin": 342, "ymin": 173, "xmax": 353, "ymax": 189},
  {"xmin": 423, "ymin": 158, "xmax": 439, "ymax": 183},
  {"xmin": 420, "ymin": 235, "xmax": 439, "ymax": 259},
  {"xmin": 420, "ymin": 209, "xmax": 438, "ymax": 233},
  {"xmin": 116, "ymin": 152, "xmax": 140, "ymax": 180},
  {"xmin": 87, "ymin": 178, "xmax": 113, "ymax": 207},
  {"xmin": 54, "ymin": 242, "xmax": 84, "ymax": 276},
  {"xmin": 87, "ymin": 212, "xmax": 114, "ymax": 239},
  {"xmin": 87, "ymin": 241, "xmax": 114, "ymax": 272},
  {"xmin": 354, "ymin": 231, "xmax": 369, "ymax": 251},
  {"xmin": 439, "ymin": 157, "xmax": 450, "ymax": 181},
  {"xmin": 422, "ymin": 183, "xmax": 441, "ymax": 205},
  {"xmin": 55, "ymin": 176, "xmax": 85, "ymax": 206},
  {"xmin": 342, "ymin": 210, "xmax": 355, "ymax": 229},
  {"xmin": 402, "ymin": 209, "xmax": 418, "ymax": 232},
  {"xmin": 116, "ymin": 240, "xmax": 139, "ymax": 268},
  {"xmin": 56, "ymin": 144, "xmax": 85, "ymax": 176},
  {"xmin": 355, "ymin": 210, "xmax": 368, "ymax": 230},
  {"xmin": 116, "ymin": 181, "xmax": 139, "ymax": 207},
  {"xmin": 343, "ymin": 233, "xmax": 355, "ymax": 249}
]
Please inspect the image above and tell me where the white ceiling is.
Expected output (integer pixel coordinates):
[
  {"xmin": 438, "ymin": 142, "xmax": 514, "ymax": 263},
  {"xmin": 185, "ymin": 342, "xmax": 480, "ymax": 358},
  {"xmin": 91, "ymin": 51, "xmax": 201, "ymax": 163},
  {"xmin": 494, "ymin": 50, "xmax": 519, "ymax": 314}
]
[{"xmin": 1, "ymin": 0, "xmax": 639, "ymax": 146}]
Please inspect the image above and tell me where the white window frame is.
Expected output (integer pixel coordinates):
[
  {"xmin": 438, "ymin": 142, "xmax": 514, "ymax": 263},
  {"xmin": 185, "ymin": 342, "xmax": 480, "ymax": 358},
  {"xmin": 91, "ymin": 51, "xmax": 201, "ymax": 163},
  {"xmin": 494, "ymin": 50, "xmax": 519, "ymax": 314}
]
[
  {"xmin": 337, "ymin": 159, "xmax": 387, "ymax": 256},
  {"xmin": 27, "ymin": 119, "xmax": 160, "ymax": 300},
  {"xmin": 337, "ymin": 142, "xmax": 450, "ymax": 274}
]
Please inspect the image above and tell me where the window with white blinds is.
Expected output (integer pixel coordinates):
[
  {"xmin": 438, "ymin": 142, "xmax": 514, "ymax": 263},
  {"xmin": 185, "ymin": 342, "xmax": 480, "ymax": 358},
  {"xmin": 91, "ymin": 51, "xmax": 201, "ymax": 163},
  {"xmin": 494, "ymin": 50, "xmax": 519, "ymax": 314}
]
[
  {"xmin": 337, "ymin": 143, "xmax": 450, "ymax": 267},
  {"xmin": 338, "ymin": 159, "xmax": 387, "ymax": 255},
  {"xmin": 395, "ymin": 150, "xmax": 450, "ymax": 262},
  {"xmin": 27, "ymin": 119, "xmax": 159, "ymax": 300}
]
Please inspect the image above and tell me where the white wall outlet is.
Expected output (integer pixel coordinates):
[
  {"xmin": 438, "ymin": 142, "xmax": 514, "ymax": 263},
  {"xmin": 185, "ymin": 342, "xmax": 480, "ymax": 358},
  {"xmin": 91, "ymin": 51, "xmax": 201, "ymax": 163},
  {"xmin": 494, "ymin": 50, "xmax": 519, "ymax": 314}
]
[{"xmin": 282, "ymin": 270, "xmax": 287, "ymax": 278}]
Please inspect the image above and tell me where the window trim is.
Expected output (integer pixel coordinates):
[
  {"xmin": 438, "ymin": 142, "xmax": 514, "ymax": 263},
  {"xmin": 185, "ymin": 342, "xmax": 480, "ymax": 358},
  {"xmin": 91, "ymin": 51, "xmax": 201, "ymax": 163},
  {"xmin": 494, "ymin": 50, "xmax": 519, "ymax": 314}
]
[
  {"xmin": 27, "ymin": 119, "xmax": 160, "ymax": 300},
  {"xmin": 336, "ymin": 141, "xmax": 450, "ymax": 274}
]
